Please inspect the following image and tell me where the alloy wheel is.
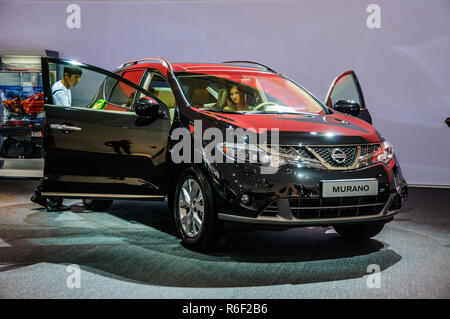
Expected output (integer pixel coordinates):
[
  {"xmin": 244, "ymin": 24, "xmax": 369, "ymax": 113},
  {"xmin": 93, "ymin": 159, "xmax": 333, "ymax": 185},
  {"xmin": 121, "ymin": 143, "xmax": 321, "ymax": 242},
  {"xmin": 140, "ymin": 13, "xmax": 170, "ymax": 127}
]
[{"xmin": 178, "ymin": 178, "xmax": 204, "ymax": 237}]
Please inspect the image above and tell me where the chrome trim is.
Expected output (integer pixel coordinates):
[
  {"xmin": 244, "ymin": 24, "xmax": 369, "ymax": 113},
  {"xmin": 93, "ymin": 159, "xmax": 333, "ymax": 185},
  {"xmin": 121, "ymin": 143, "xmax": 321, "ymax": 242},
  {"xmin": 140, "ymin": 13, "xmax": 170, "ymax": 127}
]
[
  {"xmin": 258, "ymin": 144, "xmax": 322, "ymax": 167},
  {"xmin": 289, "ymin": 202, "xmax": 384, "ymax": 210},
  {"xmin": 278, "ymin": 142, "xmax": 382, "ymax": 147},
  {"xmin": 179, "ymin": 69, "xmax": 272, "ymax": 74},
  {"xmin": 281, "ymin": 145, "xmax": 321, "ymax": 163},
  {"xmin": 263, "ymin": 209, "xmax": 278, "ymax": 213},
  {"xmin": 42, "ymin": 192, "xmax": 165, "ymax": 199},
  {"xmin": 219, "ymin": 193, "xmax": 398, "ymax": 225},
  {"xmin": 330, "ymin": 147, "xmax": 347, "ymax": 164},
  {"xmin": 265, "ymin": 143, "xmax": 382, "ymax": 171},
  {"xmin": 320, "ymin": 178, "xmax": 378, "ymax": 183},
  {"xmin": 306, "ymin": 145, "xmax": 360, "ymax": 170},
  {"xmin": 222, "ymin": 60, "xmax": 278, "ymax": 74},
  {"xmin": 49, "ymin": 124, "xmax": 81, "ymax": 132},
  {"xmin": 119, "ymin": 57, "xmax": 173, "ymax": 71}
]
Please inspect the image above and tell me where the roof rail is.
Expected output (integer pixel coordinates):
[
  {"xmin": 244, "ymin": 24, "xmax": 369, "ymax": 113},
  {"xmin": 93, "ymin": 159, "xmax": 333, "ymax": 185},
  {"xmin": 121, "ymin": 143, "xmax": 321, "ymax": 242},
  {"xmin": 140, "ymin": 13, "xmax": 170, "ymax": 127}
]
[
  {"xmin": 118, "ymin": 57, "xmax": 173, "ymax": 71},
  {"xmin": 222, "ymin": 60, "xmax": 278, "ymax": 73}
]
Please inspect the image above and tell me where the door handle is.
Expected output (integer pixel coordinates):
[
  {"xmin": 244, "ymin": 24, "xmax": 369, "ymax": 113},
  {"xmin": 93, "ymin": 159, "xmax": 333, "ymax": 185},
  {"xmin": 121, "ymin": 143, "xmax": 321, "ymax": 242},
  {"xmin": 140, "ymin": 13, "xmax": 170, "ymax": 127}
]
[
  {"xmin": 50, "ymin": 123, "xmax": 82, "ymax": 133},
  {"xmin": 445, "ymin": 117, "xmax": 450, "ymax": 128}
]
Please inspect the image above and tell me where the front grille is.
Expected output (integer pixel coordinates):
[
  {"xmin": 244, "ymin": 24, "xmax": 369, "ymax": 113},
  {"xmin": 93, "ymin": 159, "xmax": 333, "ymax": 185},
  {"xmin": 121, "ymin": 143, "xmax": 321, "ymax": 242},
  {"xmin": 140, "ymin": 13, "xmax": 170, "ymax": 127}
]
[
  {"xmin": 290, "ymin": 194, "xmax": 389, "ymax": 219},
  {"xmin": 273, "ymin": 143, "xmax": 383, "ymax": 170},
  {"xmin": 310, "ymin": 146, "xmax": 357, "ymax": 168},
  {"xmin": 278, "ymin": 146, "xmax": 315, "ymax": 159},
  {"xmin": 360, "ymin": 143, "xmax": 381, "ymax": 157},
  {"xmin": 261, "ymin": 194, "xmax": 390, "ymax": 220},
  {"xmin": 260, "ymin": 202, "xmax": 278, "ymax": 217}
]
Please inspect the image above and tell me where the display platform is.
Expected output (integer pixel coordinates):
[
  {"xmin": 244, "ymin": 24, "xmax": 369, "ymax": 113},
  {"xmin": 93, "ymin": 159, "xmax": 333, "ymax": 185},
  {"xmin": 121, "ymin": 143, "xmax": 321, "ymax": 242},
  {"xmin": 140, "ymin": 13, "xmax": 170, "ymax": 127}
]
[
  {"xmin": 0, "ymin": 180, "xmax": 448, "ymax": 298},
  {"xmin": 0, "ymin": 158, "xmax": 44, "ymax": 178}
]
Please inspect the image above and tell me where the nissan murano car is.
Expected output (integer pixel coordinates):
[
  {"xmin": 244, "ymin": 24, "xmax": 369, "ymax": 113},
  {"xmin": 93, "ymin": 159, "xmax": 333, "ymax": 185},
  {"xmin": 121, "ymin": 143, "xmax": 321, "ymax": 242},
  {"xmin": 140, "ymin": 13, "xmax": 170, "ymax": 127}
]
[{"xmin": 40, "ymin": 57, "xmax": 408, "ymax": 250}]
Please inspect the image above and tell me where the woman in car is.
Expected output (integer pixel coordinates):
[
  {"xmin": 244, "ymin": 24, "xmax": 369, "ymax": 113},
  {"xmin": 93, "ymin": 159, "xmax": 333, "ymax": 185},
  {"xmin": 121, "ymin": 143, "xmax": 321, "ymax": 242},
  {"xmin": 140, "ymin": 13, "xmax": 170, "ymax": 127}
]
[{"xmin": 223, "ymin": 85, "xmax": 250, "ymax": 111}]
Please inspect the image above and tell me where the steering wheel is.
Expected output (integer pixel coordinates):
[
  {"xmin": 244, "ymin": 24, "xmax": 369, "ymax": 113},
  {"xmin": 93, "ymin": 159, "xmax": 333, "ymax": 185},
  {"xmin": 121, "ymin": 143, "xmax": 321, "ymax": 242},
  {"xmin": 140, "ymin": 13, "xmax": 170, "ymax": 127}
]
[{"xmin": 251, "ymin": 102, "xmax": 276, "ymax": 111}]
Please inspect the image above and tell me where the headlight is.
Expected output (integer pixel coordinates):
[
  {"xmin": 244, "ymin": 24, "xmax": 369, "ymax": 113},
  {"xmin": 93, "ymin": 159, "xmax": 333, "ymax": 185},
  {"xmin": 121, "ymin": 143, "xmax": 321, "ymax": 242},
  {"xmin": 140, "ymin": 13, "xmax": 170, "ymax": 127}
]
[
  {"xmin": 217, "ymin": 142, "xmax": 287, "ymax": 167},
  {"xmin": 357, "ymin": 141, "xmax": 394, "ymax": 168},
  {"xmin": 378, "ymin": 141, "xmax": 394, "ymax": 164}
]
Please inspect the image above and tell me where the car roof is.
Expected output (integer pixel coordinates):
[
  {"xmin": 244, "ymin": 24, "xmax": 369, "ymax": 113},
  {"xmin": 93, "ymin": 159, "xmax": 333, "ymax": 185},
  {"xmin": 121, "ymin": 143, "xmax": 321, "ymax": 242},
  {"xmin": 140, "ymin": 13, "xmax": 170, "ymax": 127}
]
[
  {"xmin": 116, "ymin": 59, "xmax": 277, "ymax": 75},
  {"xmin": 172, "ymin": 62, "xmax": 273, "ymax": 73}
]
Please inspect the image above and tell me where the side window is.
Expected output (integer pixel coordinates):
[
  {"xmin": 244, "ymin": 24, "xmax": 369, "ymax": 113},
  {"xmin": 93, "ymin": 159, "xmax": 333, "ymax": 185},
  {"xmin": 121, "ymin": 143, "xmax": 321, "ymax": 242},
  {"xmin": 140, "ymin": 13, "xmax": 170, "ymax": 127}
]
[
  {"xmin": 102, "ymin": 77, "xmax": 137, "ymax": 110},
  {"xmin": 327, "ymin": 72, "xmax": 365, "ymax": 109},
  {"xmin": 47, "ymin": 61, "xmax": 140, "ymax": 112},
  {"xmin": 176, "ymin": 75, "xmax": 218, "ymax": 107},
  {"xmin": 142, "ymin": 71, "xmax": 176, "ymax": 119},
  {"xmin": 48, "ymin": 62, "xmax": 105, "ymax": 107},
  {"xmin": 142, "ymin": 72, "xmax": 175, "ymax": 108}
]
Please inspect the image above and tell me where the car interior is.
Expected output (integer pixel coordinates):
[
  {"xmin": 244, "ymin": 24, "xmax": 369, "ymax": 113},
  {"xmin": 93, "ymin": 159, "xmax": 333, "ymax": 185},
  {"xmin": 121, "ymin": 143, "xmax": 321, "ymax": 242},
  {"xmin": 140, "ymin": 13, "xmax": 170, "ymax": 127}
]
[
  {"xmin": 176, "ymin": 74, "xmax": 264, "ymax": 111},
  {"xmin": 141, "ymin": 72, "xmax": 177, "ymax": 121}
]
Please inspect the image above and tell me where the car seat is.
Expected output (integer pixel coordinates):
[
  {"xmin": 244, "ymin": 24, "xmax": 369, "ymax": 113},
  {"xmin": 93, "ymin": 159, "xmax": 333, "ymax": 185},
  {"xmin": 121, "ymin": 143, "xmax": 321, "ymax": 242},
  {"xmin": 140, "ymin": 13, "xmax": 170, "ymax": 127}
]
[
  {"xmin": 189, "ymin": 87, "xmax": 216, "ymax": 107},
  {"xmin": 152, "ymin": 88, "xmax": 176, "ymax": 120}
]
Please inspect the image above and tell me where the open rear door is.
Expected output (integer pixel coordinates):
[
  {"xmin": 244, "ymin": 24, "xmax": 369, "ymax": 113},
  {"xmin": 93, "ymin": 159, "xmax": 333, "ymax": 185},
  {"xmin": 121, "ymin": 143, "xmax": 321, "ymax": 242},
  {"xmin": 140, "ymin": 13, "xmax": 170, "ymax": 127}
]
[{"xmin": 325, "ymin": 70, "xmax": 373, "ymax": 124}]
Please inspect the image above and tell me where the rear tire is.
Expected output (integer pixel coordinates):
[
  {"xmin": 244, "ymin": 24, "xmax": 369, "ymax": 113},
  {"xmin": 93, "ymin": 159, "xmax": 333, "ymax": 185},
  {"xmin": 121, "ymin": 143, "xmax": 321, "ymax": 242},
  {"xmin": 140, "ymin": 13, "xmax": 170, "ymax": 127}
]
[
  {"xmin": 173, "ymin": 166, "xmax": 221, "ymax": 251},
  {"xmin": 82, "ymin": 199, "xmax": 113, "ymax": 211},
  {"xmin": 333, "ymin": 222, "xmax": 385, "ymax": 240}
]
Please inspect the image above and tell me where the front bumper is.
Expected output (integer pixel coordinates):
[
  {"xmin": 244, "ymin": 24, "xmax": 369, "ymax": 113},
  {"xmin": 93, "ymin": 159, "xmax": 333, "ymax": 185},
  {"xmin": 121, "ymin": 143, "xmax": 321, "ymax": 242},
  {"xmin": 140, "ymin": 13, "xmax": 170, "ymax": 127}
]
[
  {"xmin": 208, "ymin": 158, "xmax": 408, "ymax": 228},
  {"xmin": 218, "ymin": 192, "xmax": 399, "ymax": 227}
]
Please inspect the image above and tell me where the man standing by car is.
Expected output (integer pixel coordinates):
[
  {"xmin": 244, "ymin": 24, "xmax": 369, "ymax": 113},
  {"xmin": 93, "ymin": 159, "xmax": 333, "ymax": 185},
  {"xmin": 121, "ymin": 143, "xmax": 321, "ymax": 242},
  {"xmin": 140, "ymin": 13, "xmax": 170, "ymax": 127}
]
[
  {"xmin": 31, "ymin": 65, "xmax": 82, "ymax": 212},
  {"xmin": 51, "ymin": 65, "xmax": 82, "ymax": 106}
]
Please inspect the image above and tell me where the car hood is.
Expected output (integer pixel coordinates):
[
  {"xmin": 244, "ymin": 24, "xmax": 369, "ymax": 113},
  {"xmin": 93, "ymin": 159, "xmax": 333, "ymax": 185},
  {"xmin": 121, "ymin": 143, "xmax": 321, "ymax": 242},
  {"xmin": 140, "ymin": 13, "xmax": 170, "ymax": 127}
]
[{"xmin": 197, "ymin": 110, "xmax": 382, "ymax": 145}]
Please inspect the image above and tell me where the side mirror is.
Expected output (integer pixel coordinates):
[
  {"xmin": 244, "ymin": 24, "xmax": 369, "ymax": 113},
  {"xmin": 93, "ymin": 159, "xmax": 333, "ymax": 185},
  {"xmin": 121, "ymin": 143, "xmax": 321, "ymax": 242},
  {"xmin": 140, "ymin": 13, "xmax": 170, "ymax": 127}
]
[
  {"xmin": 135, "ymin": 97, "xmax": 160, "ymax": 117},
  {"xmin": 333, "ymin": 100, "xmax": 361, "ymax": 116}
]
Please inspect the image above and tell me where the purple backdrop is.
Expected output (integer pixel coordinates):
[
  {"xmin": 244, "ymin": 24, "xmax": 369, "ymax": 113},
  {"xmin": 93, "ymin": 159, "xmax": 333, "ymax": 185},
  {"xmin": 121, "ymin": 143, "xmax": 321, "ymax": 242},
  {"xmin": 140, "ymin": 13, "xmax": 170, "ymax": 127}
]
[{"xmin": 1, "ymin": 0, "xmax": 449, "ymax": 185}]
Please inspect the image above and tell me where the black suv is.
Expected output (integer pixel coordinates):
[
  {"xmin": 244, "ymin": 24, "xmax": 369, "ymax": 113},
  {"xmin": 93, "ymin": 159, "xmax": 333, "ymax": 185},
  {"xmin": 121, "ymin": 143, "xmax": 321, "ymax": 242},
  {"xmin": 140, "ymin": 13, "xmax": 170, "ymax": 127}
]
[{"xmin": 40, "ymin": 57, "xmax": 408, "ymax": 250}]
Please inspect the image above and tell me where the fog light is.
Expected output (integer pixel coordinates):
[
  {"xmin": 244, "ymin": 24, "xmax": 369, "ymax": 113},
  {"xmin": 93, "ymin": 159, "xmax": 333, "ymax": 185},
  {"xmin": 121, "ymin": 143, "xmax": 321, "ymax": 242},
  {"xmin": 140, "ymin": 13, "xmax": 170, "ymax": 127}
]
[{"xmin": 240, "ymin": 194, "xmax": 251, "ymax": 205}]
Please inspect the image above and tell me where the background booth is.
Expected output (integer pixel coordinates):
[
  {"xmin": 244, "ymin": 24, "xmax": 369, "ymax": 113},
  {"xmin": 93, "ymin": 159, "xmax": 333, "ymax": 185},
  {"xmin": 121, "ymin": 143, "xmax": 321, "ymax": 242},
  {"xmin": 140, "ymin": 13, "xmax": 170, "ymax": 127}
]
[{"xmin": 0, "ymin": 49, "xmax": 58, "ymax": 179}]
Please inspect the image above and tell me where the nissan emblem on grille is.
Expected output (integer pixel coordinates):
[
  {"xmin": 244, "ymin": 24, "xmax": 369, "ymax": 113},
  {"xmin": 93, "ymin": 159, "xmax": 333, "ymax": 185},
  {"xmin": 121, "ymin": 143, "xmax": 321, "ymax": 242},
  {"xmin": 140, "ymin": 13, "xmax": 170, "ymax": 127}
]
[{"xmin": 331, "ymin": 148, "xmax": 347, "ymax": 164}]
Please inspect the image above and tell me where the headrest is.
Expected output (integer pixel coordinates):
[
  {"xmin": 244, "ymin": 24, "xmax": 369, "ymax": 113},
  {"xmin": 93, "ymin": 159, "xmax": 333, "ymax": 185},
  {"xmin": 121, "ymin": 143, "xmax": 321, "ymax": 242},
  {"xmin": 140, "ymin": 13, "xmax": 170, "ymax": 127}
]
[{"xmin": 189, "ymin": 88, "xmax": 215, "ymax": 105}]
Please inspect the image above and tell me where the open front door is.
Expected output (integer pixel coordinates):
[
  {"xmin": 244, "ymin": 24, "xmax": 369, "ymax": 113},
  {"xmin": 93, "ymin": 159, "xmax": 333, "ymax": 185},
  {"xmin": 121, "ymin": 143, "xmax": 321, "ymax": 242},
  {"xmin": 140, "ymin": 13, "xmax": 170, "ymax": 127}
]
[
  {"xmin": 325, "ymin": 70, "xmax": 372, "ymax": 124},
  {"xmin": 41, "ymin": 57, "xmax": 171, "ymax": 199}
]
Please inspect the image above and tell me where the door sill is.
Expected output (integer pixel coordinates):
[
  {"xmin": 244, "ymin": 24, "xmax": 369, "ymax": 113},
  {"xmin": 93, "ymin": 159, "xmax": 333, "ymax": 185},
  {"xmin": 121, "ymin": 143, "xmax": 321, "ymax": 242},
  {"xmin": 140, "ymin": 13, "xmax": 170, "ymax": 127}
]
[{"xmin": 41, "ymin": 192, "xmax": 166, "ymax": 200}]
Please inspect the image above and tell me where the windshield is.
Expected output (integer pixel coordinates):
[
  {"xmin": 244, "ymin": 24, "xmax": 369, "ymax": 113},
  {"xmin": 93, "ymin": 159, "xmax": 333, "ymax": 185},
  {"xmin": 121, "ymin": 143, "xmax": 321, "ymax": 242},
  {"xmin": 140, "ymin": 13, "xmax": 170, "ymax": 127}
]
[{"xmin": 176, "ymin": 71, "xmax": 328, "ymax": 114}]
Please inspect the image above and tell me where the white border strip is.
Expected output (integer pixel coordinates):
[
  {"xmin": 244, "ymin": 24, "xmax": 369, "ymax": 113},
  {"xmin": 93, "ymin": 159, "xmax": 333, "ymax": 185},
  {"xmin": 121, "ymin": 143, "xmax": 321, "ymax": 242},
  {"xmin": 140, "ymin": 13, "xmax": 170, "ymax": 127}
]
[{"xmin": 407, "ymin": 184, "xmax": 450, "ymax": 189}]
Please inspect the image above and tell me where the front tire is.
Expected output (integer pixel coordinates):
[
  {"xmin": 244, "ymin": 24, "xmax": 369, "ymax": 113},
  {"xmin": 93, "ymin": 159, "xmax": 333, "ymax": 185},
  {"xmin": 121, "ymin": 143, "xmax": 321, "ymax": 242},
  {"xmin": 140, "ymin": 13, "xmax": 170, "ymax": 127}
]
[
  {"xmin": 173, "ymin": 166, "xmax": 221, "ymax": 251},
  {"xmin": 333, "ymin": 222, "xmax": 385, "ymax": 240},
  {"xmin": 82, "ymin": 199, "xmax": 113, "ymax": 211}
]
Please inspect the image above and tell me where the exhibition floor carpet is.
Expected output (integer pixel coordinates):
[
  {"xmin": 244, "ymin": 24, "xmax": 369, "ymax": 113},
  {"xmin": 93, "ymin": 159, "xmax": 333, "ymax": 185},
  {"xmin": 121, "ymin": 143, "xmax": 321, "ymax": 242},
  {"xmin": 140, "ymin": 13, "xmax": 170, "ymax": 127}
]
[{"xmin": 0, "ymin": 180, "xmax": 448, "ymax": 298}]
